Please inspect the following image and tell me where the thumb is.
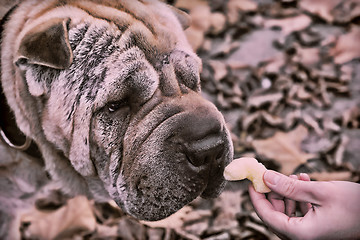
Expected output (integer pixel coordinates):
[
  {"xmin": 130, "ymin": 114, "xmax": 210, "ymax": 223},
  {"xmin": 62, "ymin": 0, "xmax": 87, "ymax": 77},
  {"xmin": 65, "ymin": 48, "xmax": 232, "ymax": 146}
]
[{"xmin": 263, "ymin": 170, "xmax": 323, "ymax": 204}]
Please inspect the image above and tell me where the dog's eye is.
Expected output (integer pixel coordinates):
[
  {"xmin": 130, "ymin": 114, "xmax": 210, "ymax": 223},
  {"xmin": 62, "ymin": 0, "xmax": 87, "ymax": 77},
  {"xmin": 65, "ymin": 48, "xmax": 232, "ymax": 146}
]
[{"xmin": 107, "ymin": 100, "xmax": 128, "ymax": 113}]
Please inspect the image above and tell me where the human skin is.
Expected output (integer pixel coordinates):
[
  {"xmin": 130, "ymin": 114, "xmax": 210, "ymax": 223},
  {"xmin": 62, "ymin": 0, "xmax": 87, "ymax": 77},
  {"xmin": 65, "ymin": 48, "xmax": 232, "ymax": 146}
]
[{"xmin": 249, "ymin": 170, "xmax": 360, "ymax": 240}]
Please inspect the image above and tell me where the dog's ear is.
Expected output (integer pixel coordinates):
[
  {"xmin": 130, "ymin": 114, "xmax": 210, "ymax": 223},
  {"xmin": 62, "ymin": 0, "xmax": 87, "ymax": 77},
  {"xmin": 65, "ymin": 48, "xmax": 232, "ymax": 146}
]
[
  {"xmin": 169, "ymin": 6, "xmax": 191, "ymax": 30},
  {"xmin": 16, "ymin": 18, "xmax": 73, "ymax": 69}
]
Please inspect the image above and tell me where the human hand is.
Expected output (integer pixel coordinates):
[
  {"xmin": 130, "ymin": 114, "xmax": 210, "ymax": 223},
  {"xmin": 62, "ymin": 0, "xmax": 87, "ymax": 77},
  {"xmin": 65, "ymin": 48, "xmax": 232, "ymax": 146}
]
[{"xmin": 249, "ymin": 170, "xmax": 360, "ymax": 240}]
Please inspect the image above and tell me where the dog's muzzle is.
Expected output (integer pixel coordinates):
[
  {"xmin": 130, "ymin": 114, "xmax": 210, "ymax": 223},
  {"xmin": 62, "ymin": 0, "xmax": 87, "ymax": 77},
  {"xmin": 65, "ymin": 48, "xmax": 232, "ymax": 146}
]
[{"xmin": 116, "ymin": 90, "xmax": 233, "ymax": 220}]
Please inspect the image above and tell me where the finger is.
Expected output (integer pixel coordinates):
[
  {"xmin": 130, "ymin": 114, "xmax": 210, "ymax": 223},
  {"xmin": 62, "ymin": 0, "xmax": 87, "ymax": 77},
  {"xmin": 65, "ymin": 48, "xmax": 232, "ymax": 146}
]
[
  {"xmin": 263, "ymin": 170, "xmax": 324, "ymax": 204},
  {"xmin": 299, "ymin": 173, "xmax": 311, "ymax": 181},
  {"xmin": 249, "ymin": 184, "xmax": 275, "ymax": 212},
  {"xmin": 249, "ymin": 184, "xmax": 308, "ymax": 237},
  {"xmin": 298, "ymin": 173, "xmax": 312, "ymax": 214},
  {"xmin": 285, "ymin": 175, "xmax": 298, "ymax": 216},
  {"xmin": 300, "ymin": 201, "xmax": 313, "ymax": 215},
  {"xmin": 249, "ymin": 184, "xmax": 277, "ymax": 214},
  {"xmin": 268, "ymin": 191, "xmax": 285, "ymax": 213}
]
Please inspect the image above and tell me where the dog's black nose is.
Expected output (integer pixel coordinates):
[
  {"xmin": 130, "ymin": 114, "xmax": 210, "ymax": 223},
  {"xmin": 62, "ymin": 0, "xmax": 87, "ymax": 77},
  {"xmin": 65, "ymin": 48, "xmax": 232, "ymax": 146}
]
[
  {"xmin": 184, "ymin": 137, "xmax": 225, "ymax": 167},
  {"xmin": 177, "ymin": 107, "xmax": 226, "ymax": 167}
]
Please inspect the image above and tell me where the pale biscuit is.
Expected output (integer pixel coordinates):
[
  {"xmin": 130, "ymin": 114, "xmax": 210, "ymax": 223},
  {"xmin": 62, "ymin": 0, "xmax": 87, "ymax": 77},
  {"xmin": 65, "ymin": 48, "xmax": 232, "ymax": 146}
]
[{"xmin": 224, "ymin": 157, "xmax": 271, "ymax": 193}]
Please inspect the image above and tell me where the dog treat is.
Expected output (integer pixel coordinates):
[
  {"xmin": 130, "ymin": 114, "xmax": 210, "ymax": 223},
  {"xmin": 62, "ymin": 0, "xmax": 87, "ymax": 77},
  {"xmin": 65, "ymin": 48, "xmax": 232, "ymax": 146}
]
[{"xmin": 224, "ymin": 157, "xmax": 271, "ymax": 193}]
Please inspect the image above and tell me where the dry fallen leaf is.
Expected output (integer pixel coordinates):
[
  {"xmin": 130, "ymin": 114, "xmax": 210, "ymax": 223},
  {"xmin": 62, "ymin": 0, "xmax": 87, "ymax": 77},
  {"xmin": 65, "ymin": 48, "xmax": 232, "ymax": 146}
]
[
  {"xmin": 141, "ymin": 205, "xmax": 193, "ymax": 229},
  {"xmin": 294, "ymin": 47, "xmax": 320, "ymax": 67},
  {"xmin": 252, "ymin": 125, "xmax": 317, "ymax": 175},
  {"xmin": 189, "ymin": 5, "xmax": 212, "ymax": 32},
  {"xmin": 342, "ymin": 106, "xmax": 360, "ymax": 129},
  {"xmin": 209, "ymin": 12, "xmax": 227, "ymax": 34},
  {"xmin": 183, "ymin": 4, "xmax": 211, "ymax": 51},
  {"xmin": 264, "ymin": 14, "xmax": 312, "ymax": 35},
  {"xmin": 261, "ymin": 55, "xmax": 286, "ymax": 74},
  {"xmin": 227, "ymin": 0, "xmax": 258, "ymax": 24},
  {"xmin": 208, "ymin": 60, "xmax": 228, "ymax": 81},
  {"xmin": 331, "ymin": 0, "xmax": 360, "ymax": 24},
  {"xmin": 21, "ymin": 196, "xmax": 96, "ymax": 239},
  {"xmin": 343, "ymin": 130, "xmax": 360, "ymax": 172},
  {"xmin": 299, "ymin": 0, "xmax": 342, "ymax": 22},
  {"xmin": 94, "ymin": 224, "xmax": 119, "ymax": 239},
  {"xmin": 212, "ymin": 190, "xmax": 242, "ymax": 230},
  {"xmin": 247, "ymin": 92, "xmax": 283, "ymax": 109},
  {"xmin": 308, "ymin": 171, "xmax": 353, "ymax": 181},
  {"xmin": 227, "ymin": 29, "xmax": 283, "ymax": 68},
  {"xmin": 117, "ymin": 216, "xmax": 147, "ymax": 240},
  {"xmin": 175, "ymin": 0, "xmax": 208, "ymax": 11},
  {"xmin": 330, "ymin": 25, "xmax": 360, "ymax": 64},
  {"xmin": 185, "ymin": 26, "xmax": 205, "ymax": 52}
]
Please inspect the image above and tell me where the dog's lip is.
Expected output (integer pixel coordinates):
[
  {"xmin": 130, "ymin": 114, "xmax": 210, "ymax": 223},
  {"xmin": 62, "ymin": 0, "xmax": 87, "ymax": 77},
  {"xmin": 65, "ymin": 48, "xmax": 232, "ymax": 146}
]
[
  {"xmin": 199, "ymin": 143, "xmax": 230, "ymax": 199},
  {"xmin": 200, "ymin": 172, "xmax": 226, "ymax": 199},
  {"xmin": 200, "ymin": 164, "xmax": 226, "ymax": 193}
]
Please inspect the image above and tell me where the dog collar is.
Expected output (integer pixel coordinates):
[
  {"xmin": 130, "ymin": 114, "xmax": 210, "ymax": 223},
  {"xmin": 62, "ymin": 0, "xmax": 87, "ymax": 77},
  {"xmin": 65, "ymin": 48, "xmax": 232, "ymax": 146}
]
[
  {"xmin": 0, "ymin": 77, "xmax": 42, "ymax": 160},
  {"xmin": 0, "ymin": 4, "xmax": 43, "ymax": 160}
]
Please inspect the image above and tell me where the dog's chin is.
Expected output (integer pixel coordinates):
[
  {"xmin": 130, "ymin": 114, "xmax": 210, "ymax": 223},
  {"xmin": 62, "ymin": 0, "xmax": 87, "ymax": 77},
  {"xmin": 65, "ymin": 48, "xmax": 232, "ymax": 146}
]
[
  {"xmin": 114, "ymin": 174, "xmax": 205, "ymax": 221},
  {"xmin": 114, "ymin": 186, "xmax": 201, "ymax": 221},
  {"xmin": 115, "ymin": 183, "xmax": 225, "ymax": 221},
  {"xmin": 117, "ymin": 195, "xmax": 192, "ymax": 221},
  {"xmin": 113, "ymin": 158, "xmax": 228, "ymax": 221}
]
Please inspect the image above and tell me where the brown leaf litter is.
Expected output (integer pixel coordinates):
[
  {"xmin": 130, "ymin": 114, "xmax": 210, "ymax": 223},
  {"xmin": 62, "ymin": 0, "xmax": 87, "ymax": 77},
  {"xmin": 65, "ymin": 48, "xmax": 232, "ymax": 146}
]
[{"xmin": 17, "ymin": 0, "xmax": 360, "ymax": 239}]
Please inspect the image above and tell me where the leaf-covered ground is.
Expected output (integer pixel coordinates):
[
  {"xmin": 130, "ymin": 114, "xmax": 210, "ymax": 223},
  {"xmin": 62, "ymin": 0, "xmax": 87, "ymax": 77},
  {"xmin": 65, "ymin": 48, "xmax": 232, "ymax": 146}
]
[{"xmin": 17, "ymin": 0, "xmax": 360, "ymax": 239}]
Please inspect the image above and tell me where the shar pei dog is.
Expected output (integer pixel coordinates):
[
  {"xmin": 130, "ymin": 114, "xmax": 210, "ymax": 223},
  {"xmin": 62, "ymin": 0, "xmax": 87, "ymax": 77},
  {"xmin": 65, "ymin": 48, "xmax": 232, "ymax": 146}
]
[{"xmin": 0, "ymin": 0, "xmax": 233, "ymax": 238}]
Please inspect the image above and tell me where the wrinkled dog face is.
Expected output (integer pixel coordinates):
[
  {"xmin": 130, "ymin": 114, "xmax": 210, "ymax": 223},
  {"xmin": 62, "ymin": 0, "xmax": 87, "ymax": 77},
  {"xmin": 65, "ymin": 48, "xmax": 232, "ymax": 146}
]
[{"xmin": 4, "ymin": 0, "xmax": 233, "ymax": 220}]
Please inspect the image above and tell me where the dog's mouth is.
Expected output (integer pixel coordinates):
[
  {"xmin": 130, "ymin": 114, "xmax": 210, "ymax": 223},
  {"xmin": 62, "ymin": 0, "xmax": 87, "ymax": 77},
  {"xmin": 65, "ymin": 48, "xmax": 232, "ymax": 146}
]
[
  {"xmin": 115, "ymin": 145, "xmax": 231, "ymax": 221},
  {"xmin": 113, "ymin": 97, "xmax": 233, "ymax": 221}
]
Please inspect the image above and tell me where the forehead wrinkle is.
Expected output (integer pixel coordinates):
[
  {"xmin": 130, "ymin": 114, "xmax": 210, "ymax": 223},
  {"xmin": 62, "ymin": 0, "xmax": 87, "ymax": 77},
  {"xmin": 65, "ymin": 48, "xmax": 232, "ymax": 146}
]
[
  {"xmin": 57, "ymin": 4, "xmax": 174, "ymax": 69},
  {"xmin": 69, "ymin": 0, "xmax": 157, "ymax": 36},
  {"xmin": 71, "ymin": 1, "xmax": 176, "ymax": 57},
  {"xmin": 26, "ymin": 0, "xmax": 158, "ymax": 38},
  {"xmin": 23, "ymin": 0, "xmax": 178, "ymax": 64}
]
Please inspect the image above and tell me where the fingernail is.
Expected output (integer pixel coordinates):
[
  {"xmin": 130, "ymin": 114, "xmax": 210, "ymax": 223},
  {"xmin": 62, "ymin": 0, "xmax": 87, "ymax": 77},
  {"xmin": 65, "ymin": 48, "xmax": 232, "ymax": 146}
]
[
  {"xmin": 300, "ymin": 173, "xmax": 310, "ymax": 181},
  {"xmin": 264, "ymin": 170, "xmax": 281, "ymax": 186},
  {"xmin": 300, "ymin": 173, "xmax": 307, "ymax": 178}
]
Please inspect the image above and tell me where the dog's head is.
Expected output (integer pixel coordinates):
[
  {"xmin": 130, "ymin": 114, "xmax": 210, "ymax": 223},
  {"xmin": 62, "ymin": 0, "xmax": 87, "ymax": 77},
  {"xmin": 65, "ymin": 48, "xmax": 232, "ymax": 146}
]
[{"xmin": 1, "ymin": 0, "xmax": 233, "ymax": 220}]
